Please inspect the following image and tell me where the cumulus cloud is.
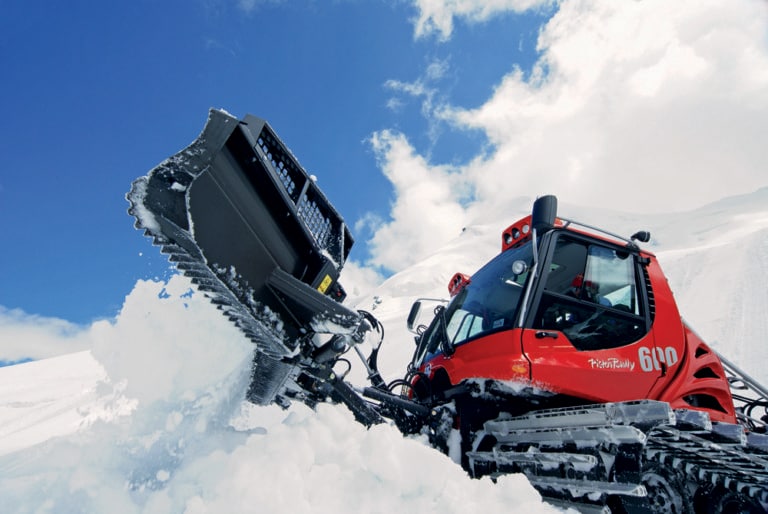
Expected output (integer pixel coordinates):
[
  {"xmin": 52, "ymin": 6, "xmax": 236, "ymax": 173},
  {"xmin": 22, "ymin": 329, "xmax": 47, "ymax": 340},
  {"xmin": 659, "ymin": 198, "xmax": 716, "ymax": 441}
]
[
  {"xmin": 339, "ymin": 259, "xmax": 386, "ymax": 306},
  {"xmin": 412, "ymin": 0, "xmax": 553, "ymax": 40},
  {"xmin": 449, "ymin": 0, "xmax": 768, "ymax": 217},
  {"xmin": 366, "ymin": 0, "xmax": 768, "ymax": 274},
  {"xmin": 367, "ymin": 130, "xmax": 469, "ymax": 272},
  {"xmin": 385, "ymin": 59, "xmax": 452, "ymax": 147},
  {"xmin": 0, "ymin": 307, "xmax": 93, "ymax": 361}
]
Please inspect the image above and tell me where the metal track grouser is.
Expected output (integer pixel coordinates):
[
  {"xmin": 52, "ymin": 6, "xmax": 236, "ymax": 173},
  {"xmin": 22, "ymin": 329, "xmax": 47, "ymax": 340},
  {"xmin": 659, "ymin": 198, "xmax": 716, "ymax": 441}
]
[{"xmin": 128, "ymin": 109, "xmax": 768, "ymax": 513}]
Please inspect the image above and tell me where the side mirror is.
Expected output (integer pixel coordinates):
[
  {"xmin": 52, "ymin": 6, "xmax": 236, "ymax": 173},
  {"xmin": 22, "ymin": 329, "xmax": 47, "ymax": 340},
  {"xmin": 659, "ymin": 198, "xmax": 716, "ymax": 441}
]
[
  {"xmin": 406, "ymin": 300, "xmax": 422, "ymax": 332},
  {"xmin": 407, "ymin": 298, "xmax": 448, "ymax": 335},
  {"xmin": 531, "ymin": 195, "xmax": 558, "ymax": 233},
  {"xmin": 631, "ymin": 231, "xmax": 651, "ymax": 243}
]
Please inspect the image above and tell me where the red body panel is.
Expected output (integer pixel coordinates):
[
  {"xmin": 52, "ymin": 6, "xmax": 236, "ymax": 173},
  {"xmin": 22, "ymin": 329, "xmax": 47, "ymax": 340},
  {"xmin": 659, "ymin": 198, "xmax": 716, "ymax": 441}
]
[
  {"xmin": 423, "ymin": 330, "xmax": 530, "ymax": 385},
  {"xmin": 654, "ymin": 323, "xmax": 737, "ymax": 423},
  {"xmin": 521, "ymin": 329, "xmax": 659, "ymax": 402}
]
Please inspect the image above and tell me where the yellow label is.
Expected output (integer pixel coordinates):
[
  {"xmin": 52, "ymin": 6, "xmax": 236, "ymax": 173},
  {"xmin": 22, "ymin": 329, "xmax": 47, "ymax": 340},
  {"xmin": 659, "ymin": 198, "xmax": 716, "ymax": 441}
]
[{"xmin": 317, "ymin": 275, "xmax": 333, "ymax": 294}]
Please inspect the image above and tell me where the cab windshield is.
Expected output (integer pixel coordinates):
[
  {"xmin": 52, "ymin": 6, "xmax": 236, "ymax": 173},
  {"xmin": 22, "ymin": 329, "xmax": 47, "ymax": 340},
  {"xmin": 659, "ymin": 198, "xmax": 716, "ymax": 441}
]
[{"xmin": 415, "ymin": 242, "xmax": 533, "ymax": 365}]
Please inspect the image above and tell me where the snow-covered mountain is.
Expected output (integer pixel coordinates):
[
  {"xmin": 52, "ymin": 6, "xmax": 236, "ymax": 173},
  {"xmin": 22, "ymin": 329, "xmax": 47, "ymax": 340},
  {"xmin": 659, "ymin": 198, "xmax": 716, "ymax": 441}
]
[{"xmin": 1, "ymin": 189, "xmax": 766, "ymax": 513}]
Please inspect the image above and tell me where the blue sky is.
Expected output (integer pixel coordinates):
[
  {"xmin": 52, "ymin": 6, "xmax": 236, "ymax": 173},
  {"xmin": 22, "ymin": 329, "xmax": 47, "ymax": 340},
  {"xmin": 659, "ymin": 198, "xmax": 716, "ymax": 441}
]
[
  {"xmin": 1, "ymin": 0, "xmax": 767, "ymax": 330},
  {"xmin": 0, "ymin": 1, "xmax": 545, "ymax": 323}
]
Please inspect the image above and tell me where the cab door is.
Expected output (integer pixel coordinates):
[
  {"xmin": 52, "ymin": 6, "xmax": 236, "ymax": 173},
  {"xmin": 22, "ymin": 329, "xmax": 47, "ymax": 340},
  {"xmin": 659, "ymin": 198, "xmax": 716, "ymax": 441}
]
[{"xmin": 521, "ymin": 233, "xmax": 661, "ymax": 402}]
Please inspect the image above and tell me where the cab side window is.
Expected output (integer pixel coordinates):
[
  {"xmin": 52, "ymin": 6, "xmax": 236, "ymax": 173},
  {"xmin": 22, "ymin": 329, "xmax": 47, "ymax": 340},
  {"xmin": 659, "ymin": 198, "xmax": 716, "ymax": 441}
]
[
  {"xmin": 533, "ymin": 236, "xmax": 647, "ymax": 351},
  {"xmin": 584, "ymin": 245, "xmax": 641, "ymax": 314}
]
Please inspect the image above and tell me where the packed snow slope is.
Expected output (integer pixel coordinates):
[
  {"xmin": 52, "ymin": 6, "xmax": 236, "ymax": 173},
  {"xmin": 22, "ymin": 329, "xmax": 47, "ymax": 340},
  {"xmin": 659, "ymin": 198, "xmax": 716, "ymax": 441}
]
[{"xmin": 1, "ymin": 189, "xmax": 766, "ymax": 513}]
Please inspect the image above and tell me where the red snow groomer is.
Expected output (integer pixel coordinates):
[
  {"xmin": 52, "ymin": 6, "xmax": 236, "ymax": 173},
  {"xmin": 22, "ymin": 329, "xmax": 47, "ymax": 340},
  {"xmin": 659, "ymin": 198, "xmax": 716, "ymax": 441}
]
[
  {"xmin": 130, "ymin": 109, "xmax": 768, "ymax": 513},
  {"xmin": 405, "ymin": 195, "xmax": 768, "ymax": 512}
]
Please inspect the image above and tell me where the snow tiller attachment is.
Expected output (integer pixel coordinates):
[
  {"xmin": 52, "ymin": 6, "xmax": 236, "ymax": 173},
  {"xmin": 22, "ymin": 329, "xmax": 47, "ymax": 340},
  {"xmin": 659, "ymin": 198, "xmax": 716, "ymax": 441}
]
[{"xmin": 127, "ymin": 109, "xmax": 383, "ymax": 418}]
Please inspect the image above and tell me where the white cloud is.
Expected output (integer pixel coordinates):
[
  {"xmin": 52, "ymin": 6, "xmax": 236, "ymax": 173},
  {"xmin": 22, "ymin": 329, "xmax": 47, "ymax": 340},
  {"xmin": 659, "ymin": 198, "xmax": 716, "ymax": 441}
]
[
  {"xmin": 411, "ymin": 0, "xmax": 553, "ymax": 40},
  {"xmin": 339, "ymin": 259, "xmax": 386, "ymax": 305},
  {"xmin": 0, "ymin": 307, "xmax": 93, "ymax": 361},
  {"xmin": 385, "ymin": 58, "xmax": 451, "ymax": 147},
  {"xmin": 367, "ymin": 130, "xmax": 469, "ymax": 272},
  {"xmin": 449, "ymin": 0, "xmax": 768, "ymax": 215},
  {"xmin": 367, "ymin": 0, "xmax": 768, "ymax": 274}
]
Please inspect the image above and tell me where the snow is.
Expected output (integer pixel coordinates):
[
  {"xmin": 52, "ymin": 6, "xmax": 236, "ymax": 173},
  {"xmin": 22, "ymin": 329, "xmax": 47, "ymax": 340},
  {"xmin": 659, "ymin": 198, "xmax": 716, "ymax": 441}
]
[
  {"xmin": 0, "ymin": 352, "xmax": 108, "ymax": 455},
  {"xmin": 0, "ymin": 276, "xmax": 556, "ymax": 513},
  {"xmin": 1, "ymin": 188, "xmax": 767, "ymax": 513},
  {"xmin": 127, "ymin": 177, "xmax": 162, "ymax": 234}
]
